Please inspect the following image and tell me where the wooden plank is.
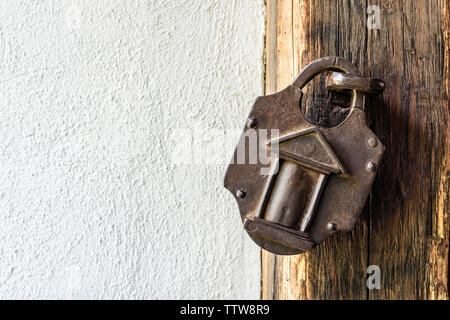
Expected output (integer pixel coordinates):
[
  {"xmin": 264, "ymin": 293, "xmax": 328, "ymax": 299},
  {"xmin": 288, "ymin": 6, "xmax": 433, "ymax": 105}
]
[
  {"xmin": 272, "ymin": 0, "xmax": 298, "ymax": 299},
  {"xmin": 261, "ymin": 0, "xmax": 277, "ymax": 301},
  {"xmin": 429, "ymin": 0, "xmax": 449, "ymax": 301},
  {"xmin": 367, "ymin": 0, "xmax": 449, "ymax": 300},
  {"xmin": 279, "ymin": 0, "xmax": 369, "ymax": 300},
  {"xmin": 262, "ymin": 0, "xmax": 449, "ymax": 299}
]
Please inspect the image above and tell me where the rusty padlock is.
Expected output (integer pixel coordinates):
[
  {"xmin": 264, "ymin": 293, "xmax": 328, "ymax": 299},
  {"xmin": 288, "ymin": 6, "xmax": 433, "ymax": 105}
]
[{"xmin": 224, "ymin": 57, "xmax": 385, "ymax": 255}]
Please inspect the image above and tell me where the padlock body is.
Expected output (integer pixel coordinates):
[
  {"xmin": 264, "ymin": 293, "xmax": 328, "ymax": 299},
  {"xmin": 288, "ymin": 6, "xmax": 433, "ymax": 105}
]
[{"xmin": 224, "ymin": 66, "xmax": 385, "ymax": 255}]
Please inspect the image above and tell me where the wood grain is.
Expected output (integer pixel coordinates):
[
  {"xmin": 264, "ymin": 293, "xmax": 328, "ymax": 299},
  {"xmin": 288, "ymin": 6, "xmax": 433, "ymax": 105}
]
[
  {"xmin": 262, "ymin": 0, "xmax": 449, "ymax": 300},
  {"xmin": 261, "ymin": 0, "xmax": 277, "ymax": 300}
]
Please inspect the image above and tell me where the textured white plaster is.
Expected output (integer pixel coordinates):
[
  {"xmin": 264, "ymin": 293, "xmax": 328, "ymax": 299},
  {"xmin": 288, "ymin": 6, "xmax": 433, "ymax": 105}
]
[{"xmin": 0, "ymin": 0, "xmax": 265, "ymax": 299}]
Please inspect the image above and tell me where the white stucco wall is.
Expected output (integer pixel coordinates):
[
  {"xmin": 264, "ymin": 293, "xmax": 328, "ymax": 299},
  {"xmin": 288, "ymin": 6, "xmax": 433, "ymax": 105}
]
[{"xmin": 0, "ymin": 0, "xmax": 265, "ymax": 299}]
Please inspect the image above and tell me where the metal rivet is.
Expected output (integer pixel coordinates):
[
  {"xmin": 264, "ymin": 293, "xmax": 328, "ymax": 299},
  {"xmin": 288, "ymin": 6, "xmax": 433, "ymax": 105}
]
[
  {"xmin": 246, "ymin": 118, "xmax": 257, "ymax": 129},
  {"xmin": 247, "ymin": 222, "xmax": 258, "ymax": 233},
  {"xmin": 367, "ymin": 138, "xmax": 378, "ymax": 148},
  {"xmin": 366, "ymin": 161, "xmax": 377, "ymax": 172},
  {"xmin": 327, "ymin": 223, "xmax": 337, "ymax": 232},
  {"xmin": 236, "ymin": 189, "xmax": 246, "ymax": 199}
]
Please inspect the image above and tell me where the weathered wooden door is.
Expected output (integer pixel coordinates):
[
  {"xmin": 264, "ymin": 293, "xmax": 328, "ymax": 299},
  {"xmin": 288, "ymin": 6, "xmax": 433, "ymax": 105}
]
[{"xmin": 262, "ymin": 0, "xmax": 449, "ymax": 300}]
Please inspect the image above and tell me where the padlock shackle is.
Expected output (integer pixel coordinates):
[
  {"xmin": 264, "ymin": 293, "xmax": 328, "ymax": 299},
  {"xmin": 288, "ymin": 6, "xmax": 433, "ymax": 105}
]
[
  {"xmin": 292, "ymin": 56, "xmax": 383, "ymax": 111},
  {"xmin": 292, "ymin": 56, "xmax": 359, "ymax": 89},
  {"xmin": 325, "ymin": 72, "xmax": 385, "ymax": 96}
]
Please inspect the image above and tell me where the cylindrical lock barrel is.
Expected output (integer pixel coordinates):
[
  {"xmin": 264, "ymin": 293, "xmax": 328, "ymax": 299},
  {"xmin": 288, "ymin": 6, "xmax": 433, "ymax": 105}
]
[{"xmin": 264, "ymin": 161, "xmax": 326, "ymax": 231}]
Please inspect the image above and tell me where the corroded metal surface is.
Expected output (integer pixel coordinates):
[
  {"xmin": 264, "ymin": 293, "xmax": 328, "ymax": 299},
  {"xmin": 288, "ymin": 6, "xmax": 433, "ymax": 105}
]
[
  {"xmin": 326, "ymin": 72, "xmax": 385, "ymax": 95},
  {"xmin": 224, "ymin": 57, "xmax": 385, "ymax": 255}
]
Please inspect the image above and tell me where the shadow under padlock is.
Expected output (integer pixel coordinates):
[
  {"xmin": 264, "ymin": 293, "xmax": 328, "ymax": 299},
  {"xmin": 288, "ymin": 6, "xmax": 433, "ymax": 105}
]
[{"xmin": 225, "ymin": 57, "xmax": 385, "ymax": 256}]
